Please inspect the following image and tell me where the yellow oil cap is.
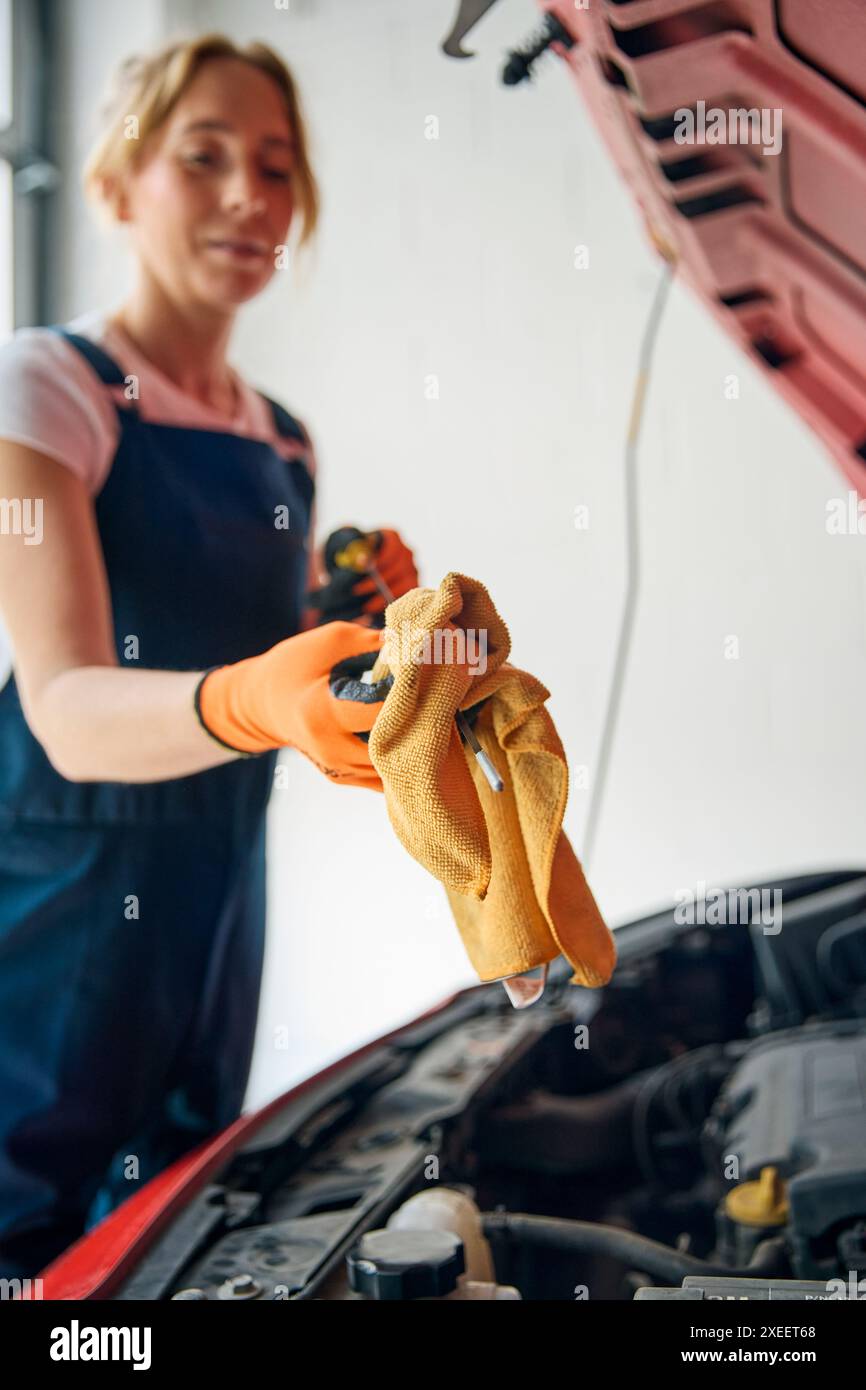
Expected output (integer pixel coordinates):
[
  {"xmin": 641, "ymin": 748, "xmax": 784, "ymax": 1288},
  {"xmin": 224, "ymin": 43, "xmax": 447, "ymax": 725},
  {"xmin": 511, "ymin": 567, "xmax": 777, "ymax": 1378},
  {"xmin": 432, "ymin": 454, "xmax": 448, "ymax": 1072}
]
[{"xmin": 725, "ymin": 1166, "xmax": 789, "ymax": 1227}]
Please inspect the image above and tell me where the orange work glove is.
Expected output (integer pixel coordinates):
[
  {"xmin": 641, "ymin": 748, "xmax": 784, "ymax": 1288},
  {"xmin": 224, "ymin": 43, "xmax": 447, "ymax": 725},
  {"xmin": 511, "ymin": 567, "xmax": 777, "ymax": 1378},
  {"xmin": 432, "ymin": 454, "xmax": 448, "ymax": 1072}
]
[
  {"xmin": 352, "ymin": 528, "xmax": 419, "ymax": 615},
  {"xmin": 194, "ymin": 622, "xmax": 392, "ymax": 789},
  {"xmin": 307, "ymin": 528, "xmax": 419, "ymax": 627}
]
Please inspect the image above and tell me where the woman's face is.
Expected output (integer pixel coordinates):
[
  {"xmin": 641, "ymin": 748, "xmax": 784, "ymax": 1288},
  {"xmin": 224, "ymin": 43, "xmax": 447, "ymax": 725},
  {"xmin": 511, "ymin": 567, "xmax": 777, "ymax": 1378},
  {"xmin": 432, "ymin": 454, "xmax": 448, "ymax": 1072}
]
[{"xmin": 118, "ymin": 57, "xmax": 297, "ymax": 313}]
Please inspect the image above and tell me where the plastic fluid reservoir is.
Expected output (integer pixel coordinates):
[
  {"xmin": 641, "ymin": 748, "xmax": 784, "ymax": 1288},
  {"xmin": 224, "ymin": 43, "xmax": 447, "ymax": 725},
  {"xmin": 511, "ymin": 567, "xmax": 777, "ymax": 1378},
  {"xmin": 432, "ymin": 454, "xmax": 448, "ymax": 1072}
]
[
  {"xmin": 386, "ymin": 1186, "xmax": 495, "ymax": 1281},
  {"xmin": 346, "ymin": 1189, "xmax": 521, "ymax": 1299}
]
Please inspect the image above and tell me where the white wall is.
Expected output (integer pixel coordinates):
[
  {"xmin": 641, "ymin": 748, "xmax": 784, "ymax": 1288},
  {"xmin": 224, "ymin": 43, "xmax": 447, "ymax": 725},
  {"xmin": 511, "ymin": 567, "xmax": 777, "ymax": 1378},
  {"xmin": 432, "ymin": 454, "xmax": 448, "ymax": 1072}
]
[
  {"xmin": 46, "ymin": 0, "xmax": 866, "ymax": 1109},
  {"xmin": 49, "ymin": 0, "xmax": 196, "ymax": 317}
]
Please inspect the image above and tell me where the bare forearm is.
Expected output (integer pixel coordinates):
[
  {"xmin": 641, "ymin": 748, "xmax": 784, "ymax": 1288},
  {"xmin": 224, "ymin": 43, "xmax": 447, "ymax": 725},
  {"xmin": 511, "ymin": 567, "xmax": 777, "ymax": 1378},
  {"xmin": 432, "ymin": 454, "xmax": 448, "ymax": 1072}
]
[{"xmin": 29, "ymin": 664, "xmax": 242, "ymax": 782}]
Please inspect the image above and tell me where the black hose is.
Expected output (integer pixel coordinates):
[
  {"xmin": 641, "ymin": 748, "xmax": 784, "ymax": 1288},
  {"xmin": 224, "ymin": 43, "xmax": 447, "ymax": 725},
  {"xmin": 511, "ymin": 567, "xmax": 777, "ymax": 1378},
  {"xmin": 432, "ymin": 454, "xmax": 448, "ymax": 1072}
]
[
  {"xmin": 481, "ymin": 1213, "xmax": 787, "ymax": 1283},
  {"xmin": 816, "ymin": 911, "xmax": 866, "ymax": 996},
  {"xmin": 631, "ymin": 1042, "xmax": 740, "ymax": 1191}
]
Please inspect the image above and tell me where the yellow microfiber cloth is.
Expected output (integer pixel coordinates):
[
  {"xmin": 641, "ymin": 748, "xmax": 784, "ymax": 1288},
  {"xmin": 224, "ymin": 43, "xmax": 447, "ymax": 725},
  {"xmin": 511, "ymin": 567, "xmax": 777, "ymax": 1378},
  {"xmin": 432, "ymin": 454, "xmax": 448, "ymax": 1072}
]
[{"xmin": 367, "ymin": 572, "xmax": 617, "ymax": 988}]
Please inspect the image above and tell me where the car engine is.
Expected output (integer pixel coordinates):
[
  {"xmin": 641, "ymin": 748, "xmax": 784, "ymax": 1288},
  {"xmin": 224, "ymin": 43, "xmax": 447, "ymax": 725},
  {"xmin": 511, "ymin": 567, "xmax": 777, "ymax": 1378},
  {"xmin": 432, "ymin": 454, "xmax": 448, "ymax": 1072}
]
[{"xmin": 109, "ymin": 869, "xmax": 866, "ymax": 1301}]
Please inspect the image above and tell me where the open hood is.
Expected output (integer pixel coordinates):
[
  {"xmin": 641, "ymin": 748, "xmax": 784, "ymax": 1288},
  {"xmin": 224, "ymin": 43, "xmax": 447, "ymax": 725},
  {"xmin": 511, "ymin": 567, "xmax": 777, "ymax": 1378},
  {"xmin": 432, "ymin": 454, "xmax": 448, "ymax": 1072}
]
[{"xmin": 445, "ymin": 0, "xmax": 866, "ymax": 494}]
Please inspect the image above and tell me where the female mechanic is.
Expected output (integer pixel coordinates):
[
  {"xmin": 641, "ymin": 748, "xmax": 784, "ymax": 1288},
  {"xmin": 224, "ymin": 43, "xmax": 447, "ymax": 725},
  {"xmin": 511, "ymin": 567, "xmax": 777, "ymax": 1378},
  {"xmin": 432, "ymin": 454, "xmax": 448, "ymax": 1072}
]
[{"xmin": 0, "ymin": 34, "xmax": 417, "ymax": 1279}]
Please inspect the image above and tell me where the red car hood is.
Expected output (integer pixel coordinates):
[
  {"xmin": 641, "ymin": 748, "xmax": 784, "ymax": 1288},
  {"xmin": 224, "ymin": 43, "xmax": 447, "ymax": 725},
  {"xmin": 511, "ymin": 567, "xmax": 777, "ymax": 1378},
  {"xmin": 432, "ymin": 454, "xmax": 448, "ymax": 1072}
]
[{"xmin": 528, "ymin": 0, "xmax": 866, "ymax": 493}]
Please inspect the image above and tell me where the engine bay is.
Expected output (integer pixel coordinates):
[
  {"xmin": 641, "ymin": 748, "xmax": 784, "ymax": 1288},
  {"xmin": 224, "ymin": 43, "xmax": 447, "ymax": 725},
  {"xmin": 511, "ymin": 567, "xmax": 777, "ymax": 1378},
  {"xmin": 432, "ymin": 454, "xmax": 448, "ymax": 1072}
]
[{"xmin": 112, "ymin": 869, "xmax": 866, "ymax": 1301}]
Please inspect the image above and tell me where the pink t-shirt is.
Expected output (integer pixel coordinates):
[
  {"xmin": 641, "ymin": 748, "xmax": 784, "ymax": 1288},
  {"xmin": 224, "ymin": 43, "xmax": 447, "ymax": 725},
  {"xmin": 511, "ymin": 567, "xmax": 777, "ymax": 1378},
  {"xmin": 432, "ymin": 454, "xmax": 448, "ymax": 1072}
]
[
  {"xmin": 0, "ymin": 307, "xmax": 318, "ymax": 494},
  {"xmin": 0, "ymin": 308, "xmax": 319, "ymax": 682}
]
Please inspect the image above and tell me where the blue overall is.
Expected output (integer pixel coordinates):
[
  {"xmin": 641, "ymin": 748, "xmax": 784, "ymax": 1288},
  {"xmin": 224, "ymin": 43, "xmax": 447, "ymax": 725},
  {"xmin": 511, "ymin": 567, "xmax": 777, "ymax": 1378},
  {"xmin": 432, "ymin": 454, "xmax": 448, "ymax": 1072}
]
[{"xmin": 0, "ymin": 329, "xmax": 314, "ymax": 1279}]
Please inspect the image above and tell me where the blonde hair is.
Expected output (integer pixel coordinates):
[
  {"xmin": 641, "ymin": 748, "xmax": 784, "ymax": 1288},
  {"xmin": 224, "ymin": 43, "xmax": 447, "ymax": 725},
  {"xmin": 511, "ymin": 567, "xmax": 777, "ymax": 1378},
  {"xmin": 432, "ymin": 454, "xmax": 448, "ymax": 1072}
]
[{"xmin": 82, "ymin": 33, "xmax": 319, "ymax": 251}]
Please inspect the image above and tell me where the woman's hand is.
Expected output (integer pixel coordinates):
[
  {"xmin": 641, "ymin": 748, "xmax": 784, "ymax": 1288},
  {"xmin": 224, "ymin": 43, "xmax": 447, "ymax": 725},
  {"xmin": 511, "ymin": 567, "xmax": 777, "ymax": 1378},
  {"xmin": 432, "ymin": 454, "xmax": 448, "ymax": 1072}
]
[
  {"xmin": 196, "ymin": 621, "xmax": 392, "ymax": 789},
  {"xmin": 0, "ymin": 441, "xmax": 390, "ymax": 788},
  {"xmin": 306, "ymin": 527, "xmax": 419, "ymax": 627}
]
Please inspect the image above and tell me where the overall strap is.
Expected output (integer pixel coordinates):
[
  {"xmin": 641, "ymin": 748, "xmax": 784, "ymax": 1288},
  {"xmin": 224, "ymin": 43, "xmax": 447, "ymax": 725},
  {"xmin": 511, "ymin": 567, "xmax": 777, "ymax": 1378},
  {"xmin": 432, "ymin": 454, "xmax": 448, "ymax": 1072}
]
[
  {"xmin": 258, "ymin": 392, "xmax": 309, "ymax": 446},
  {"xmin": 47, "ymin": 327, "xmax": 129, "ymax": 386},
  {"xmin": 258, "ymin": 393, "xmax": 316, "ymax": 517}
]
